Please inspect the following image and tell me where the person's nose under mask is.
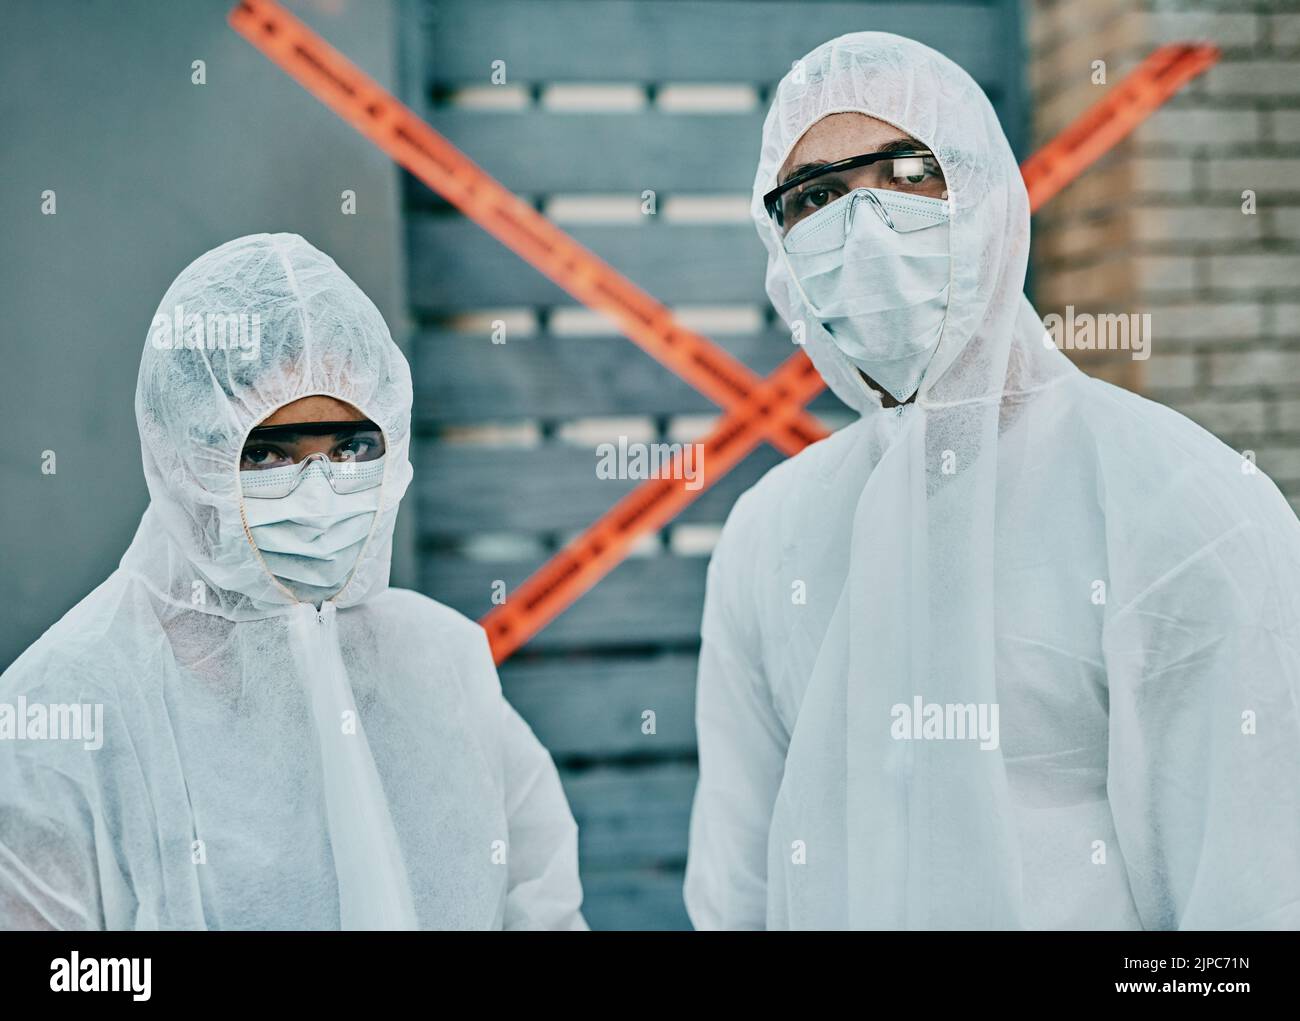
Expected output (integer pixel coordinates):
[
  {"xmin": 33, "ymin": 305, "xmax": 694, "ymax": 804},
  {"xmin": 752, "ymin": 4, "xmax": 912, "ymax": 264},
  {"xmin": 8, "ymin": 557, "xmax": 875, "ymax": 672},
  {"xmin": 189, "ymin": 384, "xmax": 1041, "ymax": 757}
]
[
  {"xmin": 779, "ymin": 186, "xmax": 951, "ymax": 404},
  {"xmin": 240, "ymin": 455, "xmax": 386, "ymax": 599}
]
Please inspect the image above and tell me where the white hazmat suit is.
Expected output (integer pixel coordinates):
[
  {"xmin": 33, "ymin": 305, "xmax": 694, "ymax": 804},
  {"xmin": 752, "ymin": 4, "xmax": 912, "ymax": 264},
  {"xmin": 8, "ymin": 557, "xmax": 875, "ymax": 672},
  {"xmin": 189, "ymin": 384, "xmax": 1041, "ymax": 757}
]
[
  {"xmin": 685, "ymin": 33, "xmax": 1300, "ymax": 930},
  {"xmin": 0, "ymin": 234, "xmax": 585, "ymax": 930}
]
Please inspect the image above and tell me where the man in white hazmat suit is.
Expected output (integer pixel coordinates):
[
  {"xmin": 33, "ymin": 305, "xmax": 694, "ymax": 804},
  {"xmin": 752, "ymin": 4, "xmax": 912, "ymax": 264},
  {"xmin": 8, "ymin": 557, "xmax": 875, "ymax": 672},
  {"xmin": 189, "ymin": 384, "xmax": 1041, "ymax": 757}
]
[
  {"xmin": 0, "ymin": 233, "xmax": 585, "ymax": 930},
  {"xmin": 684, "ymin": 33, "xmax": 1300, "ymax": 930}
]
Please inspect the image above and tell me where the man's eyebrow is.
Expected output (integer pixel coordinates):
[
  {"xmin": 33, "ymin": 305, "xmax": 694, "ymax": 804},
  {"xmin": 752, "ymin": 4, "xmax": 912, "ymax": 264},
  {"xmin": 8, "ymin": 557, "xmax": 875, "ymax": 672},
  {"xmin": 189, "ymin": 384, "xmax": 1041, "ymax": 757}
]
[
  {"xmin": 779, "ymin": 137, "xmax": 927, "ymax": 185},
  {"xmin": 781, "ymin": 161, "xmax": 828, "ymax": 184},
  {"xmin": 875, "ymin": 136, "xmax": 925, "ymax": 153}
]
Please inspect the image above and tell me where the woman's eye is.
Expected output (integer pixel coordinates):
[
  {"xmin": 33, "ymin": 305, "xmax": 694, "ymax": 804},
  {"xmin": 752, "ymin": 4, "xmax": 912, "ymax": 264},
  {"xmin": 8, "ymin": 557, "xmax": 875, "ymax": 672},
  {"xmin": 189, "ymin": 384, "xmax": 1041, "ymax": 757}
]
[
  {"xmin": 333, "ymin": 437, "xmax": 373, "ymax": 462},
  {"xmin": 241, "ymin": 445, "xmax": 287, "ymax": 469}
]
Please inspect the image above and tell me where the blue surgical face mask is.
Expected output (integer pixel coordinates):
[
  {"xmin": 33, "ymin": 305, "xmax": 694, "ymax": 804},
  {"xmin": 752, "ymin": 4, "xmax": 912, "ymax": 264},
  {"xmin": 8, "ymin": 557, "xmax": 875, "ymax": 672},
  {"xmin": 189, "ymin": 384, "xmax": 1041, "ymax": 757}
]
[
  {"xmin": 779, "ymin": 187, "xmax": 951, "ymax": 403},
  {"xmin": 240, "ymin": 454, "xmax": 386, "ymax": 597}
]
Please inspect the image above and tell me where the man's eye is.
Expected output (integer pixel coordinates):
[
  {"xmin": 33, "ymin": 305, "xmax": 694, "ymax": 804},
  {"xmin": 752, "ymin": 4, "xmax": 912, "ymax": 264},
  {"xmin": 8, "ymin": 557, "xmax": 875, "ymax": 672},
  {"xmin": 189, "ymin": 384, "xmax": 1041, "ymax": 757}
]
[
  {"xmin": 891, "ymin": 157, "xmax": 940, "ymax": 185},
  {"xmin": 798, "ymin": 186, "xmax": 839, "ymax": 210}
]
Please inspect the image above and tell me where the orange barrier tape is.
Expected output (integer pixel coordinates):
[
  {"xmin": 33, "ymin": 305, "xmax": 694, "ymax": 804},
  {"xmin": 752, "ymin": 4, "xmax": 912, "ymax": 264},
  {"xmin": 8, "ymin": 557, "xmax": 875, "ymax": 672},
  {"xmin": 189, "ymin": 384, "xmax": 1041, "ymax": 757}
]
[
  {"xmin": 228, "ymin": 1, "xmax": 1218, "ymax": 662},
  {"xmin": 1020, "ymin": 43, "xmax": 1220, "ymax": 209},
  {"xmin": 483, "ymin": 353, "xmax": 826, "ymax": 659}
]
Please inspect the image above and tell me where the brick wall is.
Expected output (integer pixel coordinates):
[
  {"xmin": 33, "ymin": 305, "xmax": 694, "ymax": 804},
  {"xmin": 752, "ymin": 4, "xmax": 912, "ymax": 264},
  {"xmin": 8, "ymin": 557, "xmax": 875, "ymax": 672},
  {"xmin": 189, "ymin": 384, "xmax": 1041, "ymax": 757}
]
[{"xmin": 1030, "ymin": 0, "xmax": 1300, "ymax": 513}]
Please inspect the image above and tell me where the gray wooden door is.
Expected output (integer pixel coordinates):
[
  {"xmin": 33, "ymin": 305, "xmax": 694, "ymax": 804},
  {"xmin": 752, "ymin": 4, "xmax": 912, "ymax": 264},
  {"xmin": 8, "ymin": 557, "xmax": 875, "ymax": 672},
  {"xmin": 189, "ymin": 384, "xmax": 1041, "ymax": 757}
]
[{"xmin": 401, "ymin": 0, "xmax": 1029, "ymax": 930}]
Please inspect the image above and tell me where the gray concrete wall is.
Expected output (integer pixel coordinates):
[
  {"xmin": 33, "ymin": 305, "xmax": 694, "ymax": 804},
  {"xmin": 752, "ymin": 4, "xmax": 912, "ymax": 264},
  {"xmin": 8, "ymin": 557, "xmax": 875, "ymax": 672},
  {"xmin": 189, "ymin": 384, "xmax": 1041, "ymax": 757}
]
[{"xmin": 0, "ymin": 0, "xmax": 410, "ymax": 667}]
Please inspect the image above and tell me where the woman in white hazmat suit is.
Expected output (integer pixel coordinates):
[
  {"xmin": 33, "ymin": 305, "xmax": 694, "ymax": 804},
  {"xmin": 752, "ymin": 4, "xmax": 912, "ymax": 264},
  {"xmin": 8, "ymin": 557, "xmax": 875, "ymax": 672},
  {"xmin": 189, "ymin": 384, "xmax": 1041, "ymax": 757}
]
[
  {"xmin": 685, "ymin": 33, "xmax": 1300, "ymax": 930},
  {"xmin": 0, "ymin": 233, "xmax": 585, "ymax": 930}
]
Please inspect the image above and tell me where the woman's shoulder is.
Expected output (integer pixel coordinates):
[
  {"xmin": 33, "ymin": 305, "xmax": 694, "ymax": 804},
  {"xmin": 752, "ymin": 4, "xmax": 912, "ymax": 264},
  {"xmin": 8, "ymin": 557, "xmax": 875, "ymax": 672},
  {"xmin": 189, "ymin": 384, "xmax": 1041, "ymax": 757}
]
[
  {"xmin": 0, "ymin": 575, "xmax": 141, "ymax": 705},
  {"xmin": 362, "ymin": 586, "xmax": 486, "ymax": 640}
]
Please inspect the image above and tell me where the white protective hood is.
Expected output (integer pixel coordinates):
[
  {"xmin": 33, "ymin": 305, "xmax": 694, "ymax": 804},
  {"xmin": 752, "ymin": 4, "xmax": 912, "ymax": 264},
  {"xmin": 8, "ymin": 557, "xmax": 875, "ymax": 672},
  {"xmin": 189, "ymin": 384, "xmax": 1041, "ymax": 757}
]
[
  {"xmin": 0, "ymin": 234, "xmax": 585, "ymax": 930},
  {"xmin": 685, "ymin": 33, "xmax": 1300, "ymax": 929}
]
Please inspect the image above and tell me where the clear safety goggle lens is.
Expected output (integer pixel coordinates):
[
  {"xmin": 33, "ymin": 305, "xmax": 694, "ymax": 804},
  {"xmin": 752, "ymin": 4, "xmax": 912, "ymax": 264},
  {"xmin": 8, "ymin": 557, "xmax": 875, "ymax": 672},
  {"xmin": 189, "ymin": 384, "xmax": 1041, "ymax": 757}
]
[
  {"xmin": 240, "ymin": 420, "xmax": 386, "ymax": 470},
  {"xmin": 240, "ymin": 452, "xmax": 387, "ymax": 500}
]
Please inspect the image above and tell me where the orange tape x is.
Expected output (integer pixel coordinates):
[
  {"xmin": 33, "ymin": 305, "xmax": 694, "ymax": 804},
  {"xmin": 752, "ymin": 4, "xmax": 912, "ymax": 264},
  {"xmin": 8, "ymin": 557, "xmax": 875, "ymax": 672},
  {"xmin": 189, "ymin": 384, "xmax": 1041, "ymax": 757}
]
[{"xmin": 229, "ymin": 0, "xmax": 1218, "ymax": 662}]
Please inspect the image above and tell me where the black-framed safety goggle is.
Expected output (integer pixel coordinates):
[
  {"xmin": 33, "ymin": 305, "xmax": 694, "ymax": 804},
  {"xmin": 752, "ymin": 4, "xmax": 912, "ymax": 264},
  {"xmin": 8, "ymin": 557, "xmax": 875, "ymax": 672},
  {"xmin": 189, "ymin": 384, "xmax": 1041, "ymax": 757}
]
[{"xmin": 763, "ymin": 148, "xmax": 936, "ymax": 230}]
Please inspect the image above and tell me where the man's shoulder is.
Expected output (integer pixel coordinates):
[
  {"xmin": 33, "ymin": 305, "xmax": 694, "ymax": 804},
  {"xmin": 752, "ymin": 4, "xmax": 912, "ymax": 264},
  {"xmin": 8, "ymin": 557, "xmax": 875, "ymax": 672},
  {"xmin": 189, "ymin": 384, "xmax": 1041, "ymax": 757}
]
[
  {"xmin": 1080, "ymin": 378, "xmax": 1296, "ymax": 534},
  {"xmin": 1069, "ymin": 379, "xmax": 1300, "ymax": 604}
]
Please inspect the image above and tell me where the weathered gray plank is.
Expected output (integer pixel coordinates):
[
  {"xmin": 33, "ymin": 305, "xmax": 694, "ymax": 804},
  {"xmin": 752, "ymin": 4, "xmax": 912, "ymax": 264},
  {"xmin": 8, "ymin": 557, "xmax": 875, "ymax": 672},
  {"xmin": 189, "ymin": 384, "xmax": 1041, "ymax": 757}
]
[
  {"xmin": 407, "ymin": 218, "xmax": 769, "ymax": 309},
  {"xmin": 421, "ymin": 0, "xmax": 1007, "ymax": 86},
  {"xmin": 562, "ymin": 761, "xmax": 697, "ymax": 870},
  {"xmin": 502, "ymin": 652, "xmax": 698, "ymax": 758},
  {"xmin": 421, "ymin": 553, "xmax": 707, "ymax": 650},
  {"xmin": 417, "ymin": 442, "xmax": 781, "ymax": 534},
  {"xmin": 580, "ymin": 868, "xmax": 690, "ymax": 931},
  {"xmin": 994, "ymin": 0, "xmax": 1030, "ymax": 160},
  {"xmin": 406, "ymin": 110, "xmax": 764, "ymax": 199},
  {"xmin": 412, "ymin": 330, "xmax": 849, "ymax": 423}
]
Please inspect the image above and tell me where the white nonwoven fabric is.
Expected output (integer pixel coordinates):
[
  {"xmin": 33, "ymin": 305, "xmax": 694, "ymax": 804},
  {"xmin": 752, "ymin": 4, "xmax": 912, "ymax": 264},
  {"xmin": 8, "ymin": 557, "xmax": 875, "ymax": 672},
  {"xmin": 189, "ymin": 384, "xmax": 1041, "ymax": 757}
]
[
  {"xmin": 0, "ymin": 233, "xmax": 585, "ymax": 930},
  {"xmin": 685, "ymin": 33, "xmax": 1300, "ymax": 930}
]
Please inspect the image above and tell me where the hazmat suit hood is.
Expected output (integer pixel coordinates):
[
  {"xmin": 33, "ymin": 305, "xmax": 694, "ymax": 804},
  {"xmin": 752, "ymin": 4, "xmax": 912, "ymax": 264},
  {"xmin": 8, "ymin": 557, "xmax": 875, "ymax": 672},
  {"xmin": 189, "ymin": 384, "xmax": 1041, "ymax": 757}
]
[
  {"xmin": 751, "ymin": 31, "xmax": 1066, "ymax": 414},
  {"xmin": 130, "ymin": 232, "xmax": 414, "ymax": 616}
]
